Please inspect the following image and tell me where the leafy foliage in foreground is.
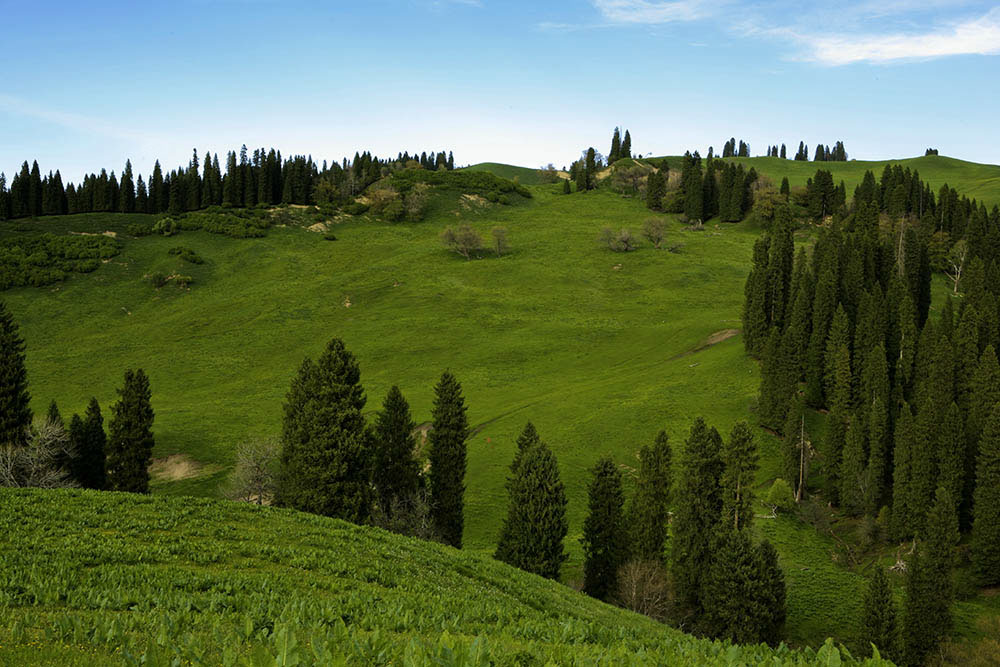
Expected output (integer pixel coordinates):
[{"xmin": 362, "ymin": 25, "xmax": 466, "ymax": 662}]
[{"xmin": 0, "ymin": 489, "xmax": 890, "ymax": 666}]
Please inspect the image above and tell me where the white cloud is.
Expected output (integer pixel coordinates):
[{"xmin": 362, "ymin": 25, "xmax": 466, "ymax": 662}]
[
  {"xmin": 802, "ymin": 8, "xmax": 1000, "ymax": 65},
  {"xmin": 591, "ymin": 0, "xmax": 714, "ymax": 24}
]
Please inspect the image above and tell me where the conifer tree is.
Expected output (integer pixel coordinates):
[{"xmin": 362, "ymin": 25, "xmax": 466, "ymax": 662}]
[
  {"xmin": 562, "ymin": 178, "xmax": 571, "ymax": 195},
  {"xmin": 757, "ymin": 327, "xmax": 797, "ymax": 430},
  {"xmin": 861, "ymin": 568, "xmax": 898, "ymax": 661},
  {"xmin": 742, "ymin": 236, "xmax": 772, "ymax": 356},
  {"xmin": 903, "ymin": 487, "xmax": 958, "ymax": 667},
  {"xmin": 372, "ymin": 385, "xmax": 421, "ymax": 516},
  {"xmin": 150, "ymin": 161, "xmax": 165, "ymax": 213},
  {"xmin": 909, "ymin": 397, "xmax": 937, "ymax": 534},
  {"xmin": 682, "ymin": 153, "xmax": 704, "ymax": 223},
  {"xmin": 701, "ymin": 529, "xmax": 762, "ymax": 643},
  {"xmin": 428, "ymin": 371, "xmax": 469, "ymax": 548},
  {"xmin": 278, "ymin": 339, "xmax": 371, "ymax": 522},
  {"xmin": 755, "ymin": 540, "xmax": 787, "ymax": 645},
  {"xmin": 495, "ymin": 437, "xmax": 568, "ymax": 580},
  {"xmin": 825, "ymin": 408, "xmax": 847, "ymax": 504},
  {"xmin": 628, "ymin": 430, "xmax": 672, "ymax": 563},
  {"xmin": 671, "ymin": 418, "xmax": 724, "ymax": 618},
  {"xmin": 646, "ymin": 169, "xmax": 665, "ymax": 210},
  {"xmin": 106, "ymin": 369, "xmax": 155, "ymax": 494},
  {"xmin": 73, "ymin": 397, "xmax": 107, "ymax": 490},
  {"xmin": 581, "ymin": 456, "xmax": 627, "ymax": 601},
  {"xmin": 609, "ymin": 128, "xmax": 622, "ymax": 163},
  {"xmin": 584, "ymin": 148, "xmax": 597, "ymax": 191},
  {"xmin": 973, "ymin": 402, "xmax": 1000, "ymax": 585},
  {"xmin": 890, "ymin": 402, "xmax": 916, "ymax": 540},
  {"xmin": 47, "ymin": 399, "xmax": 63, "ymax": 429},
  {"xmin": 805, "ymin": 251, "xmax": 839, "ymax": 406},
  {"xmin": 509, "ymin": 421, "xmax": 541, "ymax": 476},
  {"xmin": 721, "ymin": 421, "xmax": 758, "ymax": 531},
  {"xmin": 621, "ymin": 130, "xmax": 632, "ymax": 159},
  {"xmin": 840, "ymin": 417, "xmax": 866, "ymax": 516},
  {"xmin": 937, "ymin": 402, "xmax": 965, "ymax": 523},
  {"xmin": 0, "ymin": 301, "xmax": 31, "ymax": 447}
]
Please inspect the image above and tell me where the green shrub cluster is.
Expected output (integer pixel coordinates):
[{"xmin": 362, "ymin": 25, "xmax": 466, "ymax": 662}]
[
  {"xmin": 389, "ymin": 169, "xmax": 531, "ymax": 202},
  {"xmin": 0, "ymin": 234, "xmax": 120, "ymax": 290},
  {"xmin": 155, "ymin": 207, "xmax": 271, "ymax": 239},
  {"xmin": 167, "ymin": 246, "xmax": 204, "ymax": 264}
]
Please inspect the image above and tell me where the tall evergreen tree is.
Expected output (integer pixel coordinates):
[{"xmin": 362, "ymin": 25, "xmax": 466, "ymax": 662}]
[
  {"xmin": 495, "ymin": 437, "xmax": 568, "ymax": 580},
  {"xmin": 671, "ymin": 418, "xmax": 724, "ymax": 618},
  {"xmin": 278, "ymin": 339, "xmax": 371, "ymax": 522},
  {"xmin": 721, "ymin": 421, "xmax": 758, "ymax": 531},
  {"xmin": 861, "ymin": 568, "xmax": 898, "ymax": 661},
  {"xmin": 106, "ymin": 369, "xmax": 155, "ymax": 494},
  {"xmin": 973, "ymin": 402, "xmax": 1000, "ymax": 585},
  {"xmin": 840, "ymin": 416, "xmax": 866, "ymax": 516},
  {"xmin": 72, "ymin": 397, "xmax": 107, "ymax": 490},
  {"xmin": 0, "ymin": 301, "xmax": 31, "ymax": 447},
  {"xmin": 581, "ymin": 456, "xmax": 628, "ymax": 601},
  {"xmin": 428, "ymin": 371, "xmax": 469, "ymax": 548},
  {"xmin": 646, "ymin": 169, "xmax": 665, "ymax": 211},
  {"xmin": 903, "ymin": 486, "xmax": 958, "ymax": 667},
  {"xmin": 609, "ymin": 127, "xmax": 622, "ymax": 163},
  {"xmin": 372, "ymin": 385, "xmax": 421, "ymax": 516},
  {"xmin": 890, "ymin": 402, "xmax": 916, "ymax": 540},
  {"xmin": 628, "ymin": 430, "xmax": 672, "ymax": 563},
  {"xmin": 46, "ymin": 399, "xmax": 63, "ymax": 429},
  {"xmin": 755, "ymin": 540, "xmax": 787, "ymax": 646},
  {"xmin": 621, "ymin": 130, "xmax": 632, "ymax": 159}
]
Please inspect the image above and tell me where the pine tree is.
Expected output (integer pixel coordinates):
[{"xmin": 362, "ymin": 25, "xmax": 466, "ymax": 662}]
[
  {"xmin": 840, "ymin": 416, "xmax": 866, "ymax": 516},
  {"xmin": 278, "ymin": 339, "xmax": 371, "ymax": 522},
  {"xmin": 119, "ymin": 160, "xmax": 135, "ymax": 213},
  {"xmin": 755, "ymin": 540, "xmax": 787, "ymax": 645},
  {"xmin": 891, "ymin": 402, "xmax": 916, "ymax": 540},
  {"xmin": 584, "ymin": 148, "xmax": 597, "ymax": 191},
  {"xmin": 825, "ymin": 408, "xmax": 847, "ymax": 504},
  {"xmin": 937, "ymin": 402, "xmax": 965, "ymax": 524},
  {"xmin": 903, "ymin": 486, "xmax": 958, "ymax": 667},
  {"xmin": 372, "ymin": 385, "xmax": 421, "ymax": 516},
  {"xmin": 73, "ymin": 397, "xmax": 107, "ymax": 490},
  {"xmin": 646, "ymin": 169, "xmax": 665, "ymax": 210},
  {"xmin": 621, "ymin": 130, "xmax": 632, "ymax": 160},
  {"xmin": 428, "ymin": 371, "xmax": 469, "ymax": 548},
  {"xmin": 973, "ymin": 402, "xmax": 1000, "ymax": 585},
  {"xmin": 495, "ymin": 437, "xmax": 568, "ymax": 580},
  {"xmin": 861, "ymin": 568, "xmax": 898, "ymax": 660},
  {"xmin": 106, "ymin": 369, "xmax": 155, "ymax": 494},
  {"xmin": 0, "ymin": 300, "xmax": 31, "ymax": 447},
  {"xmin": 742, "ymin": 236, "xmax": 771, "ymax": 356},
  {"xmin": 581, "ymin": 456, "xmax": 627, "ymax": 601},
  {"xmin": 682, "ymin": 153, "xmax": 704, "ymax": 223},
  {"xmin": 721, "ymin": 421, "xmax": 758, "ymax": 532},
  {"xmin": 701, "ymin": 529, "xmax": 762, "ymax": 643},
  {"xmin": 758, "ymin": 327, "xmax": 798, "ymax": 430},
  {"xmin": 671, "ymin": 418, "xmax": 724, "ymax": 618},
  {"xmin": 609, "ymin": 128, "xmax": 622, "ymax": 164},
  {"xmin": 46, "ymin": 399, "xmax": 63, "ymax": 428},
  {"xmin": 628, "ymin": 430, "xmax": 672, "ymax": 563}
]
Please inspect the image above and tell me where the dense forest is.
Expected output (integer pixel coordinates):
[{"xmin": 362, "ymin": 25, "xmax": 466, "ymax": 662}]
[
  {"xmin": 744, "ymin": 162, "xmax": 1000, "ymax": 665},
  {"xmin": 0, "ymin": 148, "xmax": 456, "ymax": 221}
]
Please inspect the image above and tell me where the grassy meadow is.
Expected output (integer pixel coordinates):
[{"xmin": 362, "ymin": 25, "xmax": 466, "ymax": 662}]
[{"xmin": 3, "ymin": 154, "xmax": 999, "ymax": 652}]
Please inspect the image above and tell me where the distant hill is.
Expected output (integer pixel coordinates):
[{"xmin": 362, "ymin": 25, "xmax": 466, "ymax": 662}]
[
  {"xmin": 0, "ymin": 488, "xmax": 887, "ymax": 665},
  {"xmin": 461, "ymin": 162, "xmax": 549, "ymax": 186},
  {"xmin": 658, "ymin": 154, "xmax": 1000, "ymax": 207}
]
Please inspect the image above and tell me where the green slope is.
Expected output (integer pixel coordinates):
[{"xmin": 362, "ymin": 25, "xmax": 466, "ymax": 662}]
[
  {"xmin": 658, "ymin": 154, "xmax": 1000, "ymax": 207},
  {"xmin": 0, "ymin": 488, "xmax": 887, "ymax": 665},
  {"xmin": 461, "ymin": 162, "xmax": 549, "ymax": 185}
]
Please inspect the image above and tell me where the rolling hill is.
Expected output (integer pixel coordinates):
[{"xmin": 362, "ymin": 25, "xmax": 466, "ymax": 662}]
[{"xmin": 0, "ymin": 487, "xmax": 888, "ymax": 665}]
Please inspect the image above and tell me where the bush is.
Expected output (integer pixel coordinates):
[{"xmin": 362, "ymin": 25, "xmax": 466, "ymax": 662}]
[
  {"xmin": 0, "ymin": 234, "xmax": 121, "ymax": 291},
  {"xmin": 168, "ymin": 247, "xmax": 204, "ymax": 264},
  {"xmin": 173, "ymin": 275, "xmax": 194, "ymax": 288},
  {"xmin": 127, "ymin": 223, "xmax": 154, "ymax": 237},
  {"xmin": 615, "ymin": 560, "xmax": 671, "ymax": 621},
  {"xmin": 147, "ymin": 272, "xmax": 168, "ymax": 288},
  {"xmin": 344, "ymin": 202, "xmax": 369, "ymax": 216},
  {"xmin": 766, "ymin": 479, "xmax": 796, "ymax": 513},
  {"xmin": 599, "ymin": 227, "xmax": 639, "ymax": 252},
  {"xmin": 441, "ymin": 225, "xmax": 483, "ymax": 260}
]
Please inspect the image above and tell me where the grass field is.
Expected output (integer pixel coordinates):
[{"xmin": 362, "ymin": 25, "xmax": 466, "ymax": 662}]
[
  {"xmin": 462, "ymin": 162, "xmax": 552, "ymax": 185},
  {"xmin": 2, "ymin": 158, "xmax": 998, "ymax": 652},
  {"xmin": 0, "ymin": 488, "xmax": 889, "ymax": 665}
]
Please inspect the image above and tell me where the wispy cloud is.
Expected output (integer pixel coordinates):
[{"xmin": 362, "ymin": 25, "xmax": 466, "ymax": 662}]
[
  {"xmin": 800, "ymin": 8, "xmax": 1000, "ymax": 64},
  {"xmin": 592, "ymin": 0, "xmax": 715, "ymax": 24},
  {"xmin": 0, "ymin": 94, "xmax": 163, "ymax": 146}
]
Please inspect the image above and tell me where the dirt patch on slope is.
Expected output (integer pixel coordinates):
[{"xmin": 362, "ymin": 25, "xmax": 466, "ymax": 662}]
[
  {"xmin": 149, "ymin": 454, "xmax": 209, "ymax": 482},
  {"xmin": 670, "ymin": 329, "xmax": 741, "ymax": 361}
]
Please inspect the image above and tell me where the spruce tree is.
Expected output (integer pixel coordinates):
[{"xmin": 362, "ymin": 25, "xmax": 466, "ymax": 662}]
[
  {"xmin": 701, "ymin": 529, "xmax": 762, "ymax": 643},
  {"xmin": 609, "ymin": 128, "xmax": 622, "ymax": 164},
  {"xmin": 428, "ymin": 371, "xmax": 469, "ymax": 548},
  {"xmin": 973, "ymin": 402, "xmax": 1000, "ymax": 585},
  {"xmin": 755, "ymin": 540, "xmax": 787, "ymax": 645},
  {"xmin": 495, "ymin": 437, "xmax": 568, "ymax": 580},
  {"xmin": 861, "ymin": 567, "xmax": 898, "ymax": 660},
  {"xmin": 581, "ymin": 456, "xmax": 627, "ymax": 601},
  {"xmin": 628, "ymin": 430, "xmax": 672, "ymax": 563},
  {"xmin": 621, "ymin": 130, "xmax": 632, "ymax": 159},
  {"xmin": 278, "ymin": 339, "xmax": 371, "ymax": 522},
  {"xmin": 73, "ymin": 397, "xmax": 107, "ymax": 490},
  {"xmin": 372, "ymin": 385, "xmax": 421, "ymax": 516},
  {"xmin": 46, "ymin": 399, "xmax": 63, "ymax": 428},
  {"xmin": 890, "ymin": 402, "xmax": 916, "ymax": 540},
  {"xmin": 0, "ymin": 301, "xmax": 31, "ymax": 447},
  {"xmin": 742, "ymin": 236, "xmax": 772, "ymax": 356},
  {"xmin": 840, "ymin": 416, "xmax": 866, "ymax": 516},
  {"xmin": 646, "ymin": 170, "xmax": 665, "ymax": 210},
  {"xmin": 721, "ymin": 421, "xmax": 758, "ymax": 531},
  {"xmin": 903, "ymin": 486, "xmax": 958, "ymax": 667},
  {"xmin": 671, "ymin": 418, "xmax": 724, "ymax": 618},
  {"xmin": 937, "ymin": 402, "xmax": 965, "ymax": 523},
  {"xmin": 106, "ymin": 369, "xmax": 155, "ymax": 494}
]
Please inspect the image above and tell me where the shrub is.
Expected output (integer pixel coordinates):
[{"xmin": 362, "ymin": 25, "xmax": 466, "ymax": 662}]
[
  {"xmin": 0, "ymin": 234, "xmax": 121, "ymax": 290},
  {"xmin": 441, "ymin": 225, "xmax": 483, "ymax": 260},
  {"xmin": 642, "ymin": 218, "xmax": 667, "ymax": 249},
  {"xmin": 173, "ymin": 275, "xmax": 193, "ymax": 288},
  {"xmin": 599, "ymin": 227, "xmax": 639, "ymax": 252},
  {"xmin": 615, "ymin": 560, "xmax": 671, "ymax": 621},
  {"xmin": 344, "ymin": 202, "xmax": 369, "ymax": 216},
  {"xmin": 147, "ymin": 272, "xmax": 168, "ymax": 288},
  {"xmin": 766, "ymin": 479, "xmax": 796, "ymax": 513},
  {"xmin": 168, "ymin": 247, "xmax": 204, "ymax": 264}
]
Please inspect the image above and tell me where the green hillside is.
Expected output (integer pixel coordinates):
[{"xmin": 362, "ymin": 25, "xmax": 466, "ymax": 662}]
[
  {"xmin": 462, "ymin": 162, "xmax": 550, "ymax": 185},
  {"xmin": 0, "ymin": 488, "xmax": 887, "ymax": 665},
  {"xmin": 661, "ymin": 154, "xmax": 1000, "ymax": 207},
  {"xmin": 2, "ymin": 166, "xmax": 999, "ymax": 654}
]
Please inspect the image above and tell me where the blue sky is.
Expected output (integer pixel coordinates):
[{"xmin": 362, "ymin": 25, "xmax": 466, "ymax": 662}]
[{"xmin": 2, "ymin": 0, "xmax": 999, "ymax": 182}]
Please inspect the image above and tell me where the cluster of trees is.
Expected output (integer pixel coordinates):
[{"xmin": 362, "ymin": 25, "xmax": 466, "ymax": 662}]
[
  {"xmin": 0, "ymin": 148, "xmax": 457, "ymax": 221},
  {"xmin": 569, "ymin": 148, "xmax": 602, "ymax": 192},
  {"xmin": 275, "ymin": 338, "xmax": 471, "ymax": 547},
  {"xmin": 655, "ymin": 153, "xmax": 757, "ymax": 225},
  {"xmin": 608, "ymin": 128, "xmax": 633, "ymax": 164},
  {"xmin": 717, "ymin": 139, "xmax": 847, "ymax": 162},
  {"xmin": 722, "ymin": 138, "xmax": 751, "ymax": 158},
  {"xmin": 0, "ymin": 301, "xmax": 155, "ymax": 493},
  {"xmin": 440, "ymin": 225, "xmax": 508, "ymax": 259},
  {"xmin": 744, "ymin": 164, "xmax": 1000, "ymax": 662}
]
